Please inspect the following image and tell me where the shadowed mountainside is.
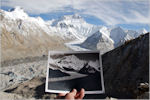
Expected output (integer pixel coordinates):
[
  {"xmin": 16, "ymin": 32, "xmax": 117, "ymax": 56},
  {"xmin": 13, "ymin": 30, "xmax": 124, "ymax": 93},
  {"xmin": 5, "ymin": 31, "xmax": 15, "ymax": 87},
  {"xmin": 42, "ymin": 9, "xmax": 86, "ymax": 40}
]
[
  {"xmin": 1, "ymin": 27, "xmax": 70, "ymax": 62},
  {"xmin": 102, "ymin": 33, "xmax": 149, "ymax": 98}
]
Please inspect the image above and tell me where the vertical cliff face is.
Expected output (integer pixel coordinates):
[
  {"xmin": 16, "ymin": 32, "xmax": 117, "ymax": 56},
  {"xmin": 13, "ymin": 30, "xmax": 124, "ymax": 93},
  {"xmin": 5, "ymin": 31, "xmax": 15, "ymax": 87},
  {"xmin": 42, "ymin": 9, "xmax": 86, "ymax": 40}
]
[{"xmin": 102, "ymin": 33, "xmax": 149, "ymax": 98}]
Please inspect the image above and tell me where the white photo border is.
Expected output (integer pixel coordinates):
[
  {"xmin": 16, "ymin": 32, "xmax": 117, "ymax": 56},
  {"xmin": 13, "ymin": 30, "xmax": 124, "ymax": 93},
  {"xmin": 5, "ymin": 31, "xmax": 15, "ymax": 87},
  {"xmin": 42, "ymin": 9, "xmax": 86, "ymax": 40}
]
[{"xmin": 45, "ymin": 50, "xmax": 105, "ymax": 94}]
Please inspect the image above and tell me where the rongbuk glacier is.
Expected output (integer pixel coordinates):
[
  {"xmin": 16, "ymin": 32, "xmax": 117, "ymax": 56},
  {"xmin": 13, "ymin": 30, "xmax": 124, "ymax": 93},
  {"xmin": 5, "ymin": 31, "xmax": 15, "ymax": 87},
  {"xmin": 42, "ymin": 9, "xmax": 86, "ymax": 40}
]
[{"xmin": 0, "ymin": 7, "xmax": 148, "ymax": 55}]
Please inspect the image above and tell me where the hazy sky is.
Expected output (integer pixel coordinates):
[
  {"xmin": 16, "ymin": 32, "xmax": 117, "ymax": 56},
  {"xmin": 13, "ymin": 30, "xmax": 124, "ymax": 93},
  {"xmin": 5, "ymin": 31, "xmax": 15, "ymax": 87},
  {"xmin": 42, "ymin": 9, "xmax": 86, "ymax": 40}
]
[{"xmin": 1, "ymin": 0, "xmax": 150, "ymax": 31}]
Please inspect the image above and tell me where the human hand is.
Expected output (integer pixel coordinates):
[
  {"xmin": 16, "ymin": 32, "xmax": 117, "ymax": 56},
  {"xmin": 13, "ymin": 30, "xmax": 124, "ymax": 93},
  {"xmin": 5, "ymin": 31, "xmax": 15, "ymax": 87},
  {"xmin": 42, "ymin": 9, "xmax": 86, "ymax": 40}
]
[{"xmin": 57, "ymin": 88, "xmax": 85, "ymax": 100}]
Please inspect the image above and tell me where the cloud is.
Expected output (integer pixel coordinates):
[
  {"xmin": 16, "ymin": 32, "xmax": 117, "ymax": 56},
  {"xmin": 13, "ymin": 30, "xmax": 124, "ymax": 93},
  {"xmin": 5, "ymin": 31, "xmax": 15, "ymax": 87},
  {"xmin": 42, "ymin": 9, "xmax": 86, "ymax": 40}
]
[
  {"xmin": 2, "ymin": 0, "xmax": 72, "ymax": 14},
  {"xmin": 1, "ymin": 0, "xmax": 150, "ymax": 25},
  {"xmin": 72, "ymin": 0, "xmax": 150, "ymax": 25}
]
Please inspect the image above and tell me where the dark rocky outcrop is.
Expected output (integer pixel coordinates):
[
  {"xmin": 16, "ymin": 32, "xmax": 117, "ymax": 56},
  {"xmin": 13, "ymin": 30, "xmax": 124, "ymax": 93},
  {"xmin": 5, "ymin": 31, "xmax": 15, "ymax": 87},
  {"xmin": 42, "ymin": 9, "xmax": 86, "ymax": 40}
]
[
  {"xmin": 78, "ymin": 63, "xmax": 98, "ymax": 74},
  {"xmin": 102, "ymin": 33, "xmax": 149, "ymax": 99}
]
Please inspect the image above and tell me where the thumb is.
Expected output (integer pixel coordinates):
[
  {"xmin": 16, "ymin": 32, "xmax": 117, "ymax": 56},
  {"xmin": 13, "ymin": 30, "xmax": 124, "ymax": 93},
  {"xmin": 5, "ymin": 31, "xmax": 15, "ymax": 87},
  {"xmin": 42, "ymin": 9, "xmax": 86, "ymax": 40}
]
[
  {"xmin": 65, "ymin": 89, "xmax": 77, "ymax": 99},
  {"xmin": 69, "ymin": 89, "xmax": 77, "ymax": 96}
]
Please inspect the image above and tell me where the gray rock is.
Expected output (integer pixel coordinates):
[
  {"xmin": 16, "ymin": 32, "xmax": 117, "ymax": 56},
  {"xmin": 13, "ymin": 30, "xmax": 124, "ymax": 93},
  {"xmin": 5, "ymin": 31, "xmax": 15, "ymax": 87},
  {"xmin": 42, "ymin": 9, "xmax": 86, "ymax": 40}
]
[{"xmin": 102, "ymin": 33, "xmax": 149, "ymax": 99}]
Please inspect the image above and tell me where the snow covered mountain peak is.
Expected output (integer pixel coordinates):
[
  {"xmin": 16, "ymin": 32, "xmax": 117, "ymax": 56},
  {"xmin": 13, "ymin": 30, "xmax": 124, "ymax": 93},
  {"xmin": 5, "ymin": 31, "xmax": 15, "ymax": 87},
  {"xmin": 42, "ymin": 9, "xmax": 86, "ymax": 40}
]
[
  {"xmin": 110, "ymin": 26, "xmax": 126, "ymax": 45},
  {"xmin": 138, "ymin": 28, "xmax": 147, "ymax": 34},
  {"xmin": 61, "ymin": 14, "xmax": 82, "ymax": 20},
  {"xmin": 52, "ymin": 54, "xmax": 100, "ymax": 72},
  {"xmin": 49, "ymin": 14, "xmax": 100, "ymax": 40},
  {"xmin": 98, "ymin": 26, "xmax": 110, "ymax": 37},
  {"xmin": 80, "ymin": 29, "xmax": 114, "ymax": 53},
  {"xmin": 3, "ymin": 6, "xmax": 28, "ymax": 20},
  {"xmin": 9, "ymin": 6, "xmax": 24, "ymax": 12},
  {"xmin": 51, "ymin": 14, "xmax": 85, "ymax": 27}
]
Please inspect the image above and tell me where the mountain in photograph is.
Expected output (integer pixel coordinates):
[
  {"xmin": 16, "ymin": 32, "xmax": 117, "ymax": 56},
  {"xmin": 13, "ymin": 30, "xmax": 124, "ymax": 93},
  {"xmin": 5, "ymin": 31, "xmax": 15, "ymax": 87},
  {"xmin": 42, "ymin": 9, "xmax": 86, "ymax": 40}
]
[
  {"xmin": 49, "ymin": 54, "xmax": 100, "ymax": 73},
  {"xmin": 78, "ymin": 63, "xmax": 99, "ymax": 75},
  {"xmin": 0, "ymin": 6, "xmax": 148, "ymax": 61}
]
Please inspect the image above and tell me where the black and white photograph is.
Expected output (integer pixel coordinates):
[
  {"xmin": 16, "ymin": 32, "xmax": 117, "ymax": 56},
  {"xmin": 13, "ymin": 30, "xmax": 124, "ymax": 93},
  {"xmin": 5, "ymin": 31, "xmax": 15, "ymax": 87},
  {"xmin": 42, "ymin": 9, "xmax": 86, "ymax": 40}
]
[{"xmin": 45, "ymin": 51, "xmax": 105, "ymax": 94}]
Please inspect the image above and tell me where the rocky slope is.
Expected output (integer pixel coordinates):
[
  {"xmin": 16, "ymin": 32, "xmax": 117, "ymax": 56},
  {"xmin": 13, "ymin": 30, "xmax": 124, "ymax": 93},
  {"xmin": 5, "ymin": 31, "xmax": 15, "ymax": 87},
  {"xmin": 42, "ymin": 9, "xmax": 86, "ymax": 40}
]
[
  {"xmin": 1, "ymin": 33, "xmax": 149, "ymax": 99},
  {"xmin": 0, "ymin": 60, "xmax": 47, "ymax": 91},
  {"xmin": 1, "ymin": 27, "xmax": 69, "ymax": 62},
  {"xmin": 102, "ymin": 33, "xmax": 149, "ymax": 98},
  {"xmin": 0, "ymin": 8, "xmax": 69, "ymax": 62},
  {"xmin": 0, "ymin": 91, "xmax": 35, "ymax": 100}
]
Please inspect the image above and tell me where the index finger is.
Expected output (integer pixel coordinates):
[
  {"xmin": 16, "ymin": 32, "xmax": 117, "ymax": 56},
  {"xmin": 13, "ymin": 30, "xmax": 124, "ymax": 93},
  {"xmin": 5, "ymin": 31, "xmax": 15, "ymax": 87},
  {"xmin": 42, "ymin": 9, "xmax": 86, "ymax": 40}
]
[{"xmin": 76, "ymin": 88, "xmax": 85, "ymax": 99}]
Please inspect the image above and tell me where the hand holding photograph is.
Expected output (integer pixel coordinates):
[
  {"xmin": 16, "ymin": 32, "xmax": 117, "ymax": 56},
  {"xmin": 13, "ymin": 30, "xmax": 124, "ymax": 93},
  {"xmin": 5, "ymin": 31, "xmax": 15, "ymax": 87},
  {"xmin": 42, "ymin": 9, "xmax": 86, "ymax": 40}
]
[{"xmin": 45, "ymin": 51, "xmax": 105, "ymax": 94}]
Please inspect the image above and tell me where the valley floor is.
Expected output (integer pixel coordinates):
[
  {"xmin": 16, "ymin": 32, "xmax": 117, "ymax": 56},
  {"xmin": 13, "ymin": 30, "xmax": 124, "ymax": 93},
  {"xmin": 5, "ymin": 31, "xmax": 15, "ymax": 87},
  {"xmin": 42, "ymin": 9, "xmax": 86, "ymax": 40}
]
[
  {"xmin": 0, "ymin": 59, "xmax": 47, "ymax": 91},
  {"xmin": 65, "ymin": 40, "xmax": 90, "ymax": 51}
]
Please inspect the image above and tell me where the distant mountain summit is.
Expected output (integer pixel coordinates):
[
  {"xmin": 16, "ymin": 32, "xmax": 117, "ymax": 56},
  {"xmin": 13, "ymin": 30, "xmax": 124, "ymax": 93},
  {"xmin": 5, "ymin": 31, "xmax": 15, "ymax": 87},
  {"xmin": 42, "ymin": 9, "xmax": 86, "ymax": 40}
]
[
  {"xmin": 80, "ymin": 27, "xmax": 114, "ymax": 53},
  {"xmin": 3, "ymin": 6, "xmax": 28, "ymax": 20},
  {"xmin": 80, "ymin": 26, "xmax": 147, "ymax": 53},
  {"xmin": 9, "ymin": 6, "xmax": 24, "ymax": 12},
  {"xmin": 50, "ymin": 14, "xmax": 99, "ymax": 40},
  {"xmin": 138, "ymin": 28, "xmax": 148, "ymax": 34}
]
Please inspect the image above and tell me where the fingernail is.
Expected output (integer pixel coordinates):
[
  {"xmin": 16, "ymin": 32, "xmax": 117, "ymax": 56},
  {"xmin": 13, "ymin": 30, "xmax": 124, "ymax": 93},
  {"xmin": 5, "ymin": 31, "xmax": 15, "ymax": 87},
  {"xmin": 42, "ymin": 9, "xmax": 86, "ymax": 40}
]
[
  {"xmin": 81, "ymin": 88, "xmax": 85, "ymax": 91},
  {"xmin": 73, "ymin": 89, "xmax": 76, "ymax": 91}
]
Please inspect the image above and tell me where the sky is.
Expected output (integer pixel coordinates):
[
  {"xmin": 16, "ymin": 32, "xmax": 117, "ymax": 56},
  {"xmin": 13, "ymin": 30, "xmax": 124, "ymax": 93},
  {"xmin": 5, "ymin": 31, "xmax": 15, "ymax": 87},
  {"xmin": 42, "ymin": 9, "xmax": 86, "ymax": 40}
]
[{"xmin": 1, "ymin": 0, "xmax": 150, "ymax": 31}]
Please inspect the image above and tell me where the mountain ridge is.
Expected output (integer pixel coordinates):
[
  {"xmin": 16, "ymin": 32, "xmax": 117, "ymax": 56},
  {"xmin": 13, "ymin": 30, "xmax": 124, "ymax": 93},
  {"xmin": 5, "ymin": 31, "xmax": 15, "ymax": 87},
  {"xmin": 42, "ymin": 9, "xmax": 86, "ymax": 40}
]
[{"xmin": 0, "ymin": 6, "xmax": 148, "ymax": 61}]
